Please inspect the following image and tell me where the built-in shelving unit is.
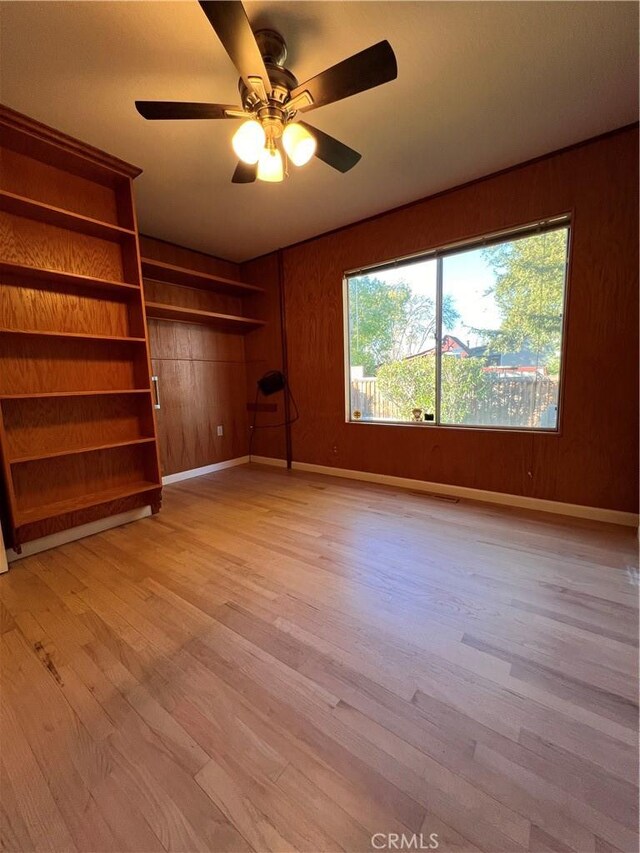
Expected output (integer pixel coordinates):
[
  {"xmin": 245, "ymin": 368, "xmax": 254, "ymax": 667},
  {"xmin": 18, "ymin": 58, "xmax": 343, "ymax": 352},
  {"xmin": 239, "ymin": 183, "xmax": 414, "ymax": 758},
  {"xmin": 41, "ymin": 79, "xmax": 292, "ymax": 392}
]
[
  {"xmin": 140, "ymin": 246, "xmax": 266, "ymax": 477},
  {"xmin": 0, "ymin": 105, "xmax": 162, "ymax": 551},
  {"xmin": 142, "ymin": 258, "xmax": 264, "ymax": 336}
]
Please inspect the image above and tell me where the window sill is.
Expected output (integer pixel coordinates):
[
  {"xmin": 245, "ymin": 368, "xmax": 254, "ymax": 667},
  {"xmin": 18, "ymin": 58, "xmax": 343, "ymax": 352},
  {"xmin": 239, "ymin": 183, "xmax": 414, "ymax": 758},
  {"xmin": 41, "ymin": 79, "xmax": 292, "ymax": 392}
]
[{"xmin": 346, "ymin": 419, "xmax": 560, "ymax": 435}]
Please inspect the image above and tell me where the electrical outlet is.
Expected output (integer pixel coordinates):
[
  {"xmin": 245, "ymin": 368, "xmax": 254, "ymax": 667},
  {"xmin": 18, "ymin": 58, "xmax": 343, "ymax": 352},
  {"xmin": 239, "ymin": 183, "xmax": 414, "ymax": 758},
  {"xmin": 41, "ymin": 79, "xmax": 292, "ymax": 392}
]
[{"xmin": 217, "ymin": 425, "xmax": 224, "ymax": 437}]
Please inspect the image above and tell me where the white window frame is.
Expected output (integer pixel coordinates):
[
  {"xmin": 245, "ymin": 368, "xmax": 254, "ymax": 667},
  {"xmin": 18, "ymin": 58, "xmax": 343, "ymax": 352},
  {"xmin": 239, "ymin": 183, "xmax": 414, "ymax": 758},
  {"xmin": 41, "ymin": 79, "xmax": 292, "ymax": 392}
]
[{"xmin": 343, "ymin": 215, "xmax": 572, "ymax": 434}]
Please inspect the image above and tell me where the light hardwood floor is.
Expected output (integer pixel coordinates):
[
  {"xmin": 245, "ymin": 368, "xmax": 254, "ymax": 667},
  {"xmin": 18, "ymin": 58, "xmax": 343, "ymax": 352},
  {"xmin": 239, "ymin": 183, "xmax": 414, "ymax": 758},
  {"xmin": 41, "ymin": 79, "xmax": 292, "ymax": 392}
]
[{"xmin": 1, "ymin": 464, "xmax": 638, "ymax": 853}]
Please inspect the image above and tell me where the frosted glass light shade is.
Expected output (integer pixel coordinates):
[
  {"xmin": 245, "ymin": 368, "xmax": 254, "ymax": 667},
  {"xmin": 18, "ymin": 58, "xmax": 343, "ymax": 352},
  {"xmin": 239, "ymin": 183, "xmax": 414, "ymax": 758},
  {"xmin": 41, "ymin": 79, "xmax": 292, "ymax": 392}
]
[
  {"xmin": 282, "ymin": 122, "xmax": 316, "ymax": 166},
  {"xmin": 232, "ymin": 120, "xmax": 266, "ymax": 164},
  {"xmin": 257, "ymin": 146, "xmax": 284, "ymax": 182}
]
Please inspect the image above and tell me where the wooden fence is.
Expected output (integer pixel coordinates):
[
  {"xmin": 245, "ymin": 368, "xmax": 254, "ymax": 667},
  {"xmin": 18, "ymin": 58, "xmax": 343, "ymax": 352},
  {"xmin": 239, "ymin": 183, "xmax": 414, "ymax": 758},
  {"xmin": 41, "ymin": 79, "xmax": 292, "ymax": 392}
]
[
  {"xmin": 351, "ymin": 375, "xmax": 558, "ymax": 427},
  {"xmin": 466, "ymin": 375, "xmax": 558, "ymax": 427},
  {"xmin": 351, "ymin": 378, "xmax": 402, "ymax": 420}
]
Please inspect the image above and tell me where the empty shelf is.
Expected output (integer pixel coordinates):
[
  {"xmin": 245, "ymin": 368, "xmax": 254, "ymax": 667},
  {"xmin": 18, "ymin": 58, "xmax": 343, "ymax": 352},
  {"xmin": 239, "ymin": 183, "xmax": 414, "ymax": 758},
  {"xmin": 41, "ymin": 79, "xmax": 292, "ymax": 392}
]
[
  {"xmin": 145, "ymin": 301, "xmax": 264, "ymax": 333},
  {"xmin": 15, "ymin": 480, "xmax": 161, "ymax": 526},
  {"xmin": 141, "ymin": 257, "xmax": 263, "ymax": 296}
]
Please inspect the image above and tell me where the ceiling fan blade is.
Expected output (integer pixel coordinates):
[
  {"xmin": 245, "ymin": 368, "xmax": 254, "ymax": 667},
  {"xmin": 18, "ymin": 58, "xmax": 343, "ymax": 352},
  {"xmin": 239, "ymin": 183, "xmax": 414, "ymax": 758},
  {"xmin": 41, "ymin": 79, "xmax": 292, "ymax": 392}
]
[
  {"xmin": 198, "ymin": 1, "xmax": 272, "ymax": 99},
  {"xmin": 232, "ymin": 161, "xmax": 257, "ymax": 183},
  {"xmin": 135, "ymin": 101, "xmax": 243, "ymax": 120},
  {"xmin": 288, "ymin": 41, "xmax": 397, "ymax": 113},
  {"xmin": 300, "ymin": 122, "xmax": 361, "ymax": 173}
]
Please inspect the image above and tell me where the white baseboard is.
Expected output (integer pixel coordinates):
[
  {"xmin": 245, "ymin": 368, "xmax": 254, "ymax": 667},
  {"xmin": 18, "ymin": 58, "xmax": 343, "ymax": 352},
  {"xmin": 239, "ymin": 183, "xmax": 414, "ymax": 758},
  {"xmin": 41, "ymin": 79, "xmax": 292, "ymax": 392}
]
[
  {"xmin": 290, "ymin": 461, "xmax": 639, "ymax": 527},
  {"xmin": 249, "ymin": 455, "xmax": 288, "ymax": 468},
  {"xmin": 162, "ymin": 456, "xmax": 250, "ymax": 484},
  {"xmin": 5, "ymin": 506, "xmax": 152, "ymax": 564},
  {"xmin": 5, "ymin": 455, "xmax": 633, "ymax": 569}
]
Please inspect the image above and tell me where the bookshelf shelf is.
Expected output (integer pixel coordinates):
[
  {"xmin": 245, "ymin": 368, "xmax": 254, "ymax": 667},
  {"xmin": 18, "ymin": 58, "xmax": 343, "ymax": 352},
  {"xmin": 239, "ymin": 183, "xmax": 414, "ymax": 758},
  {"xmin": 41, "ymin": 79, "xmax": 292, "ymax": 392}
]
[
  {"xmin": 0, "ymin": 389, "xmax": 151, "ymax": 401},
  {"xmin": 145, "ymin": 301, "xmax": 264, "ymax": 333},
  {"xmin": 0, "ymin": 328, "xmax": 146, "ymax": 344},
  {"xmin": 1, "ymin": 190, "xmax": 137, "ymax": 242},
  {"xmin": 15, "ymin": 481, "xmax": 161, "ymax": 527},
  {"xmin": 9, "ymin": 437, "xmax": 156, "ymax": 465},
  {"xmin": 0, "ymin": 261, "xmax": 140, "ymax": 294},
  {"xmin": 141, "ymin": 257, "xmax": 263, "ymax": 296}
]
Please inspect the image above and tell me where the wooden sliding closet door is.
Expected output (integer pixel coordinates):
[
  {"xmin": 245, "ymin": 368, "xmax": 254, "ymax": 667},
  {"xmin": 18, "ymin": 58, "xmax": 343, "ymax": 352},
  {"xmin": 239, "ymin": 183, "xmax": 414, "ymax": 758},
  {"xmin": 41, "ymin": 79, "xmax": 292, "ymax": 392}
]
[
  {"xmin": 0, "ymin": 106, "xmax": 162, "ymax": 551},
  {"xmin": 149, "ymin": 322, "xmax": 249, "ymax": 475}
]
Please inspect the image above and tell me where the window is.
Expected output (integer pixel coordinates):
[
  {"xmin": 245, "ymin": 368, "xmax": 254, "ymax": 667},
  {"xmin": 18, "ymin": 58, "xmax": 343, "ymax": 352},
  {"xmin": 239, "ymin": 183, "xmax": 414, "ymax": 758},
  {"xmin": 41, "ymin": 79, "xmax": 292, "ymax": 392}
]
[{"xmin": 345, "ymin": 219, "xmax": 570, "ymax": 431}]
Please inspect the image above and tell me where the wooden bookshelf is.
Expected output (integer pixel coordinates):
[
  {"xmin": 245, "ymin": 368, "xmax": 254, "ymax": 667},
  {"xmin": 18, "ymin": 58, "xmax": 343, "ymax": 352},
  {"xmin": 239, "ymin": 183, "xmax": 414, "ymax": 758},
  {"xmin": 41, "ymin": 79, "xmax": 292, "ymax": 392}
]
[
  {"xmin": 141, "ymin": 257, "xmax": 263, "ymax": 296},
  {"xmin": 145, "ymin": 301, "xmax": 264, "ymax": 333},
  {"xmin": 0, "ymin": 105, "xmax": 162, "ymax": 551}
]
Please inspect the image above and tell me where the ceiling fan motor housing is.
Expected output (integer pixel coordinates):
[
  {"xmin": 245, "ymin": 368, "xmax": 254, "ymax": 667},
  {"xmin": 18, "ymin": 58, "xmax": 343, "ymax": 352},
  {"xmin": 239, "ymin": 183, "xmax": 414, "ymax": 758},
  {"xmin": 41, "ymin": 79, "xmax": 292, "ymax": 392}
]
[
  {"xmin": 238, "ymin": 28, "xmax": 299, "ymax": 121},
  {"xmin": 254, "ymin": 29, "xmax": 287, "ymax": 66}
]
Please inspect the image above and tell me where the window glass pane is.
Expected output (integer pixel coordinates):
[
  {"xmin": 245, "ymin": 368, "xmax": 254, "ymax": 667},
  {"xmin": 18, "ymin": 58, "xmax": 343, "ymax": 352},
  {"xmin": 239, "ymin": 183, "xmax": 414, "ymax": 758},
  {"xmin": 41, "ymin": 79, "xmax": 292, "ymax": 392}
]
[
  {"xmin": 440, "ymin": 227, "xmax": 568, "ymax": 429},
  {"xmin": 347, "ymin": 260, "xmax": 438, "ymax": 423}
]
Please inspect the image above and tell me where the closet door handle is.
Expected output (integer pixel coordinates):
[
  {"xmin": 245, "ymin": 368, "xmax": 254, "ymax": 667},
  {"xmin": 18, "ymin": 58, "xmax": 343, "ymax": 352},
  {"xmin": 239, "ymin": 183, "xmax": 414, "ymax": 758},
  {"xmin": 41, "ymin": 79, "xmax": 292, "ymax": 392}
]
[{"xmin": 151, "ymin": 375, "xmax": 161, "ymax": 410}]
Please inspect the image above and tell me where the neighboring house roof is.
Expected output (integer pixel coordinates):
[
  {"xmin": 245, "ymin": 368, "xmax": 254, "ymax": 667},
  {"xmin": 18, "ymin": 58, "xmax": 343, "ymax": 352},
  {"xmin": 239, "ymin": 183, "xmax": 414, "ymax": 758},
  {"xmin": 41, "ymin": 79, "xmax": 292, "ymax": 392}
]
[
  {"xmin": 468, "ymin": 344, "xmax": 487, "ymax": 358},
  {"xmin": 405, "ymin": 335, "xmax": 470, "ymax": 360},
  {"xmin": 404, "ymin": 337, "xmax": 546, "ymax": 373},
  {"xmin": 491, "ymin": 349, "xmax": 541, "ymax": 368}
]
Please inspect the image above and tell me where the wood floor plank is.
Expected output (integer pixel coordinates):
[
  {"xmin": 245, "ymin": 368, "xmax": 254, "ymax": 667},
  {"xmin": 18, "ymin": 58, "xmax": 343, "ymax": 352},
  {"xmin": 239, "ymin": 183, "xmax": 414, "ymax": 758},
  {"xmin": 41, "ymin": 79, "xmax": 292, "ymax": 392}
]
[
  {"xmin": 0, "ymin": 465, "xmax": 637, "ymax": 853},
  {"xmin": 106, "ymin": 711, "xmax": 243, "ymax": 853},
  {"xmin": 275, "ymin": 763, "xmax": 374, "ymax": 852},
  {"xmin": 0, "ymin": 599, "xmax": 17, "ymax": 635},
  {"xmin": 195, "ymin": 756, "xmax": 294, "ymax": 853},
  {"xmin": 474, "ymin": 742, "xmax": 638, "ymax": 852},
  {"xmin": 0, "ymin": 717, "xmax": 74, "ymax": 853},
  {"xmin": 90, "ymin": 771, "xmax": 167, "ymax": 853},
  {"xmin": 1, "ymin": 632, "xmax": 117, "ymax": 851},
  {"xmin": 0, "ymin": 761, "xmax": 35, "ymax": 853}
]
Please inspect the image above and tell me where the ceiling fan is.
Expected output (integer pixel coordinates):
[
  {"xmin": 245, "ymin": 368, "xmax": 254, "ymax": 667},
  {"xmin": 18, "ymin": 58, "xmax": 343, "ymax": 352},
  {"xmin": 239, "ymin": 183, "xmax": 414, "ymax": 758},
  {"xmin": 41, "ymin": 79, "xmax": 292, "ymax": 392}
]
[{"xmin": 135, "ymin": 0, "xmax": 397, "ymax": 184}]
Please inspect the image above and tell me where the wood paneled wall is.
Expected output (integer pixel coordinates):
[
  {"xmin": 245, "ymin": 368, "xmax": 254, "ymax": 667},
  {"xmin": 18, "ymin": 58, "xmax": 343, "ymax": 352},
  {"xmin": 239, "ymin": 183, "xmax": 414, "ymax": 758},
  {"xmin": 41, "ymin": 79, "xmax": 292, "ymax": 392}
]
[
  {"xmin": 248, "ymin": 127, "xmax": 638, "ymax": 513},
  {"xmin": 139, "ymin": 236, "xmax": 250, "ymax": 475}
]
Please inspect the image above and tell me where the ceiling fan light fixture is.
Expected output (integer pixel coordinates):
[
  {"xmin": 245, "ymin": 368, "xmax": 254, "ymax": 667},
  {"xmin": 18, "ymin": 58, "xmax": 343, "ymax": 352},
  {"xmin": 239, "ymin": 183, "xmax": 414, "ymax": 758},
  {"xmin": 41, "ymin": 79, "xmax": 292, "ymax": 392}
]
[
  {"xmin": 135, "ymin": 3, "xmax": 396, "ymax": 184},
  {"xmin": 282, "ymin": 122, "xmax": 316, "ymax": 167},
  {"xmin": 257, "ymin": 145, "xmax": 284, "ymax": 182},
  {"xmin": 232, "ymin": 119, "xmax": 266, "ymax": 164}
]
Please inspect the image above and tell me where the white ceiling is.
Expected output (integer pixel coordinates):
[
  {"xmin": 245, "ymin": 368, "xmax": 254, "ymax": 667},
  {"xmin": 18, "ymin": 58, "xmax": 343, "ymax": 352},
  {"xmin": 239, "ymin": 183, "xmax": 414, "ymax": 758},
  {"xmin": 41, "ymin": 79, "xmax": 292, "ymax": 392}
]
[{"xmin": 1, "ymin": 1, "xmax": 637, "ymax": 262}]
